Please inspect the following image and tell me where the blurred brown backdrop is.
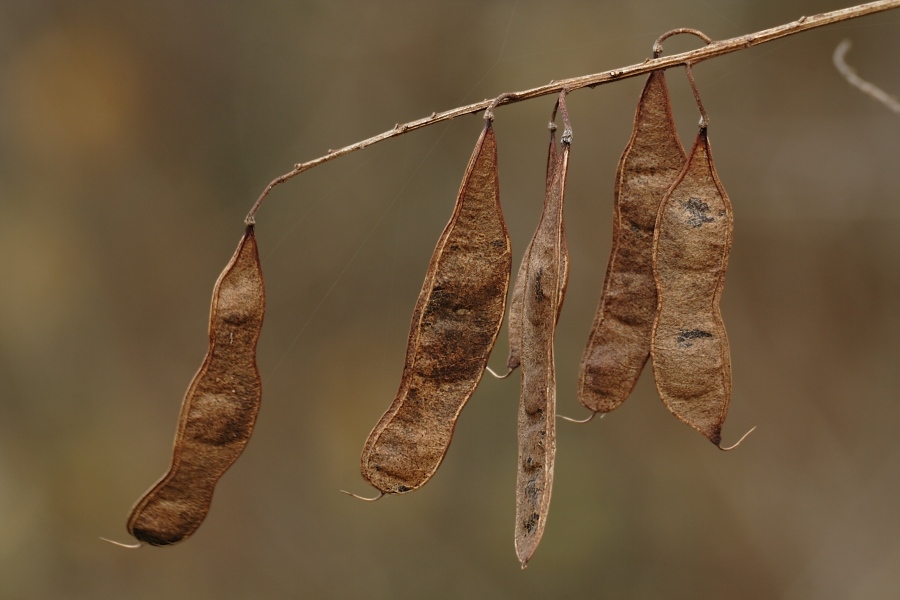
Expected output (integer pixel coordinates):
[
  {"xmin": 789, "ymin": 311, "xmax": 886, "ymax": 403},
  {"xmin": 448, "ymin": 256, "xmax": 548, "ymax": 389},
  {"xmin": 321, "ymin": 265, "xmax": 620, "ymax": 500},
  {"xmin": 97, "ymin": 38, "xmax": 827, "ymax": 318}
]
[{"xmin": 1, "ymin": 1, "xmax": 898, "ymax": 598}]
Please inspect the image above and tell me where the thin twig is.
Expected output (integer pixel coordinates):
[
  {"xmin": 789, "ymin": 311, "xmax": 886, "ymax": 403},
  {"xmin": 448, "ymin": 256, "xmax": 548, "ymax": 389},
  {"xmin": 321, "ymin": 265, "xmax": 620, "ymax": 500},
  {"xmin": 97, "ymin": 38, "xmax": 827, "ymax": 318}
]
[
  {"xmin": 485, "ymin": 92, "xmax": 517, "ymax": 122},
  {"xmin": 654, "ymin": 28, "xmax": 712, "ymax": 58},
  {"xmin": 245, "ymin": 0, "xmax": 900, "ymax": 224},
  {"xmin": 558, "ymin": 90, "xmax": 573, "ymax": 145},
  {"xmin": 684, "ymin": 64, "xmax": 709, "ymax": 129},
  {"xmin": 833, "ymin": 39, "xmax": 900, "ymax": 114}
]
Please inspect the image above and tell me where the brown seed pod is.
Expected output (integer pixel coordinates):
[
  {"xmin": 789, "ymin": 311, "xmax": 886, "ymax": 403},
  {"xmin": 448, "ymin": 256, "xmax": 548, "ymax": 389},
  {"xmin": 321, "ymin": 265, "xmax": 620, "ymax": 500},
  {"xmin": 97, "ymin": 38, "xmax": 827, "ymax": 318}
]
[
  {"xmin": 578, "ymin": 69, "xmax": 686, "ymax": 415},
  {"xmin": 360, "ymin": 118, "xmax": 511, "ymax": 495},
  {"xmin": 507, "ymin": 113, "xmax": 570, "ymax": 374},
  {"xmin": 127, "ymin": 225, "xmax": 265, "ymax": 546},
  {"xmin": 515, "ymin": 94, "xmax": 571, "ymax": 568},
  {"xmin": 651, "ymin": 125, "xmax": 733, "ymax": 446}
]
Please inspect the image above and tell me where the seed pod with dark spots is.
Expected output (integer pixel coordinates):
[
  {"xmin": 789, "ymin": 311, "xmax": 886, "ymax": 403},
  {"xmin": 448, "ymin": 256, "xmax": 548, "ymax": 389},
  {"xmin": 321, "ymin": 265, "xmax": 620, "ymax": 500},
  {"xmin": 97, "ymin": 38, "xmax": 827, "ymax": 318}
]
[{"xmin": 651, "ymin": 127, "xmax": 733, "ymax": 446}]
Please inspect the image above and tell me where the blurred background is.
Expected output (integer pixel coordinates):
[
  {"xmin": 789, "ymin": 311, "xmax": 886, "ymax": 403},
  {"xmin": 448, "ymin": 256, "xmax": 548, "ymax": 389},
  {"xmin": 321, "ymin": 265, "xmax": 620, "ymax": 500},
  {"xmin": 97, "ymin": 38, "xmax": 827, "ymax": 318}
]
[{"xmin": 1, "ymin": 0, "xmax": 898, "ymax": 598}]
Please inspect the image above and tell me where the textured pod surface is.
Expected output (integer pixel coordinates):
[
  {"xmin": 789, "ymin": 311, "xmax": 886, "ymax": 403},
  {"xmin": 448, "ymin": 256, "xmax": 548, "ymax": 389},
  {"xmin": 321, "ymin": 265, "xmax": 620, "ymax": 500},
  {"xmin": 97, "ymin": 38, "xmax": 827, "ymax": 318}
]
[
  {"xmin": 361, "ymin": 122, "xmax": 511, "ymax": 494},
  {"xmin": 579, "ymin": 70, "xmax": 685, "ymax": 413},
  {"xmin": 651, "ymin": 129, "xmax": 733, "ymax": 445},
  {"xmin": 507, "ymin": 131, "xmax": 569, "ymax": 373},
  {"xmin": 128, "ymin": 225, "xmax": 265, "ymax": 545},
  {"xmin": 515, "ymin": 131, "xmax": 569, "ymax": 568}
]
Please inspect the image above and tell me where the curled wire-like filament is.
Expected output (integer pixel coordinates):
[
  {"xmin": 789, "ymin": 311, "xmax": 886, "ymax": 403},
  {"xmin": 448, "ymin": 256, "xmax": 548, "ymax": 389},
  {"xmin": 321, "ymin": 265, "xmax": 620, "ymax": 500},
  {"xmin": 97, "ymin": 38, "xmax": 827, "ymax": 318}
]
[
  {"xmin": 486, "ymin": 366, "xmax": 513, "ymax": 379},
  {"xmin": 558, "ymin": 412, "xmax": 604, "ymax": 424},
  {"xmin": 100, "ymin": 537, "xmax": 143, "ymax": 549},
  {"xmin": 718, "ymin": 426, "xmax": 757, "ymax": 452},
  {"xmin": 340, "ymin": 490, "xmax": 385, "ymax": 502}
]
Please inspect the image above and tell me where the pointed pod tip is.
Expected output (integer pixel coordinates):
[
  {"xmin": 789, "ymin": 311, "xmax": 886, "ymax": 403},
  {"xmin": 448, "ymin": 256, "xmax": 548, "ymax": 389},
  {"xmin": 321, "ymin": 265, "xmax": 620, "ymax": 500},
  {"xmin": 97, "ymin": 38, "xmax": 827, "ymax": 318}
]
[{"xmin": 516, "ymin": 542, "xmax": 536, "ymax": 569}]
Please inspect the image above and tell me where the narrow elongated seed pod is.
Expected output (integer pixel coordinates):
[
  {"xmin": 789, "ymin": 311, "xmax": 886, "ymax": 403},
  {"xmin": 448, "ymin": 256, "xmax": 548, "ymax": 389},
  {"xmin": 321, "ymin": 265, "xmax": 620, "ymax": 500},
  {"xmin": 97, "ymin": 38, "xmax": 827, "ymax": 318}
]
[
  {"xmin": 578, "ymin": 70, "xmax": 685, "ymax": 414},
  {"xmin": 507, "ymin": 127, "xmax": 569, "ymax": 373},
  {"xmin": 360, "ymin": 120, "xmax": 511, "ymax": 494},
  {"xmin": 515, "ymin": 106, "xmax": 570, "ymax": 568},
  {"xmin": 128, "ymin": 225, "xmax": 265, "ymax": 545},
  {"xmin": 651, "ymin": 128, "xmax": 733, "ymax": 446}
]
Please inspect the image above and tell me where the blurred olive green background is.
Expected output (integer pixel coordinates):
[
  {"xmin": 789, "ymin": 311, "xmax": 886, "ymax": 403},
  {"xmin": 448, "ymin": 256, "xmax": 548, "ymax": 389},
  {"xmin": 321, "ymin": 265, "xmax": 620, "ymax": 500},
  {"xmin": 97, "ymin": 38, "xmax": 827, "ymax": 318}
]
[{"xmin": 1, "ymin": 0, "xmax": 898, "ymax": 598}]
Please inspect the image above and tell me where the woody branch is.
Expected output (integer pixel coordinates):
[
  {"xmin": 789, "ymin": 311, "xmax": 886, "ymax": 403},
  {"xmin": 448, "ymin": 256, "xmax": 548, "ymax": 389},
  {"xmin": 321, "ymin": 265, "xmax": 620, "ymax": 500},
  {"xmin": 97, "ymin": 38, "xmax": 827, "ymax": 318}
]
[{"xmin": 245, "ymin": 0, "xmax": 899, "ymax": 224}]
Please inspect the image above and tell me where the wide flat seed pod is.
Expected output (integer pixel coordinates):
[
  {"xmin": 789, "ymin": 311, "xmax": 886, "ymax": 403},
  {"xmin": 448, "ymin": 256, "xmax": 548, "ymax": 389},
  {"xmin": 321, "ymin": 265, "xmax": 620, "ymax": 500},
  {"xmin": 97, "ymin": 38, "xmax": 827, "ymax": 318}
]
[
  {"xmin": 579, "ymin": 70, "xmax": 686, "ymax": 414},
  {"xmin": 515, "ymin": 112, "xmax": 570, "ymax": 568},
  {"xmin": 360, "ymin": 121, "xmax": 512, "ymax": 494},
  {"xmin": 651, "ymin": 128, "xmax": 733, "ymax": 445},
  {"xmin": 128, "ymin": 225, "xmax": 265, "ymax": 545}
]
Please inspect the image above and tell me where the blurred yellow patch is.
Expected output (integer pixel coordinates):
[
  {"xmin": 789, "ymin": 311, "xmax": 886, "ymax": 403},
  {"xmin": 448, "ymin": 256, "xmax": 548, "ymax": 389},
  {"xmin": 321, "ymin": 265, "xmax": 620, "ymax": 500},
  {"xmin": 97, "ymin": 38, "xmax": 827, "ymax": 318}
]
[{"xmin": 9, "ymin": 25, "xmax": 139, "ymax": 160}]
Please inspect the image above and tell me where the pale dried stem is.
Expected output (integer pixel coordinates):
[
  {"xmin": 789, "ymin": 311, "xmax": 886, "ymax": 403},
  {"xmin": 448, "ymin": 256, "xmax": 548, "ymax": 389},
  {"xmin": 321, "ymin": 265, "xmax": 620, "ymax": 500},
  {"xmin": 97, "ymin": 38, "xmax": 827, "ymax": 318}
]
[
  {"xmin": 245, "ymin": 0, "xmax": 900, "ymax": 224},
  {"xmin": 833, "ymin": 39, "xmax": 900, "ymax": 114}
]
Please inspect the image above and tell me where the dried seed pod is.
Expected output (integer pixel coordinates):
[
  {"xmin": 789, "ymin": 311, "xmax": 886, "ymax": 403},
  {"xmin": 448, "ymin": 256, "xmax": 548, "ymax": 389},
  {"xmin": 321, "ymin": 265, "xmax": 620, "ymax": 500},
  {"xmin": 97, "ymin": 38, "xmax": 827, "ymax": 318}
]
[
  {"xmin": 360, "ymin": 119, "xmax": 511, "ymax": 494},
  {"xmin": 127, "ymin": 225, "xmax": 265, "ymax": 545},
  {"xmin": 651, "ymin": 126, "xmax": 733, "ymax": 446},
  {"xmin": 515, "ymin": 95, "xmax": 571, "ymax": 568},
  {"xmin": 578, "ymin": 69, "xmax": 686, "ymax": 414},
  {"xmin": 507, "ymin": 119, "xmax": 569, "ymax": 373}
]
